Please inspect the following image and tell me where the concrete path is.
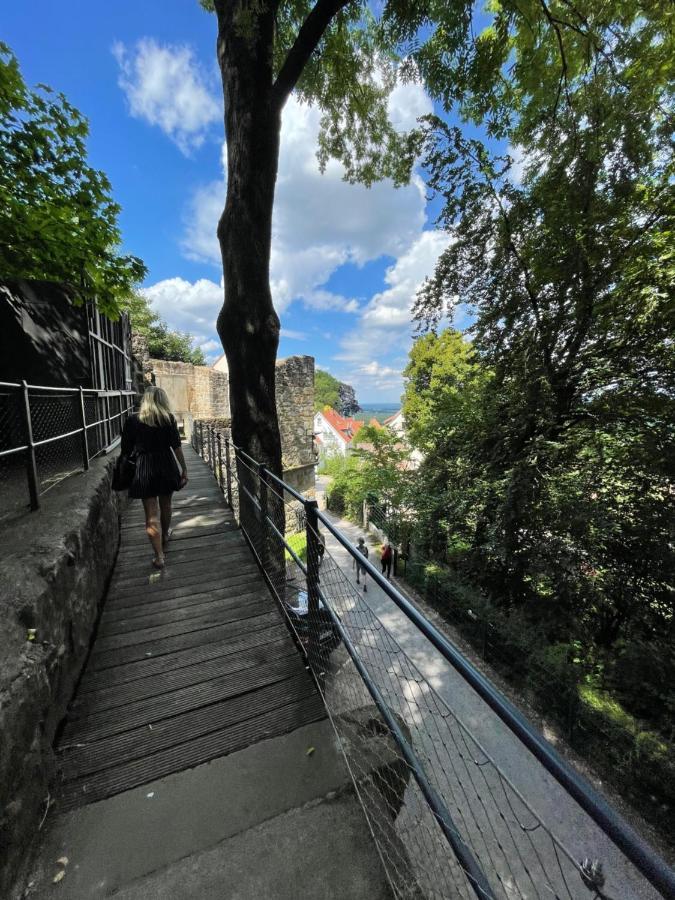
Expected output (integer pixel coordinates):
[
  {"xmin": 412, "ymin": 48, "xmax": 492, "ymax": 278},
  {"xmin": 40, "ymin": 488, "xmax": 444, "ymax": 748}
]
[{"xmin": 316, "ymin": 479, "xmax": 661, "ymax": 900}]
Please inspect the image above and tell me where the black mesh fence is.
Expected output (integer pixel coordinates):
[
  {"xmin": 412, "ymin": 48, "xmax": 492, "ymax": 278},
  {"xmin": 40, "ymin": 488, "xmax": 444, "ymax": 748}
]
[
  {"xmin": 0, "ymin": 385, "xmax": 29, "ymax": 520},
  {"xmin": 192, "ymin": 422, "xmax": 671, "ymax": 900},
  {"xmin": 0, "ymin": 383, "xmax": 136, "ymax": 518}
]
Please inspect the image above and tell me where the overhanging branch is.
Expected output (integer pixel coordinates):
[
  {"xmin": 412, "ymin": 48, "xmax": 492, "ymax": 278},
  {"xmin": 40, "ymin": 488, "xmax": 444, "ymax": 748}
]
[{"xmin": 272, "ymin": 0, "xmax": 355, "ymax": 110}]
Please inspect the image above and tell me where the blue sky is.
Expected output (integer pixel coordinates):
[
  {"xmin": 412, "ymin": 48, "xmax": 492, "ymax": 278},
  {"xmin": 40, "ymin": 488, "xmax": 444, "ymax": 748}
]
[{"xmin": 3, "ymin": 1, "xmax": 474, "ymax": 403}]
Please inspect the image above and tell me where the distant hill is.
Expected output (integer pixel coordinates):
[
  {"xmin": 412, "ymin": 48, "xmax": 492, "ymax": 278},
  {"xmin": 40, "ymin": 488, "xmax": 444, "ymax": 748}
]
[
  {"xmin": 352, "ymin": 403, "xmax": 399, "ymax": 424},
  {"xmin": 315, "ymin": 369, "xmax": 361, "ymax": 416}
]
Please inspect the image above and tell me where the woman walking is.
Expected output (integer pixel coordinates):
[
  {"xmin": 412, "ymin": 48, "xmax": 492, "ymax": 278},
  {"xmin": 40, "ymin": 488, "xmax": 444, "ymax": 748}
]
[{"xmin": 121, "ymin": 386, "xmax": 188, "ymax": 569}]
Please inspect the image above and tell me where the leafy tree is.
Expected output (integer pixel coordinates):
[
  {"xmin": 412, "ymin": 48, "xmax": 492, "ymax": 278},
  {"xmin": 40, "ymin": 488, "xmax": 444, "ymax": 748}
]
[
  {"xmin": 125, "ymin": 293, "xmax": 206, "ymax": 365},
  {"xmin": 314, "ymin": 369, "xmax": 340, "ymax": 411},
  {"xmin": 410, "ymin": 3, "xmax": 674, "ymax": 656},
  {"xmin": 353, "ymin": 424, "xmax": 409, "ymax": 509},
  {"xmin": 0, "ymin": 45, "xmax": 145, "ymax": 317},
  {"xmin": 197, "ymin": 0, "xmax": 475, "ymax": 474}
]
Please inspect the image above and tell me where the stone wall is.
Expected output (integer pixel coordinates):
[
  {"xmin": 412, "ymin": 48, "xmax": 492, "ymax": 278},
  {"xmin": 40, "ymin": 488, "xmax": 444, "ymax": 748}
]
[
  {"xmin": 141, "ymin": 352, "xmax": 316, "ymax": 494},
  {"xmin": 150, "ymin": 359, "xmax": 230, "ymax": 438},
  {"xmin": 0, "ymin": 456, "xmax": 124, "ymax": 895},
  {"xmin": 276, "ymin": 355, "xmax": 315, "ymax": 479}
]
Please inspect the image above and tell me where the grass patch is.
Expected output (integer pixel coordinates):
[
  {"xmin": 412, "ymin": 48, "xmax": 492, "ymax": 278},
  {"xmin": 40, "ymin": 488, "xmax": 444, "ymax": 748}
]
[{"xmin": 285, "ymin": 531, "xmax": 307, "ymax": 564}]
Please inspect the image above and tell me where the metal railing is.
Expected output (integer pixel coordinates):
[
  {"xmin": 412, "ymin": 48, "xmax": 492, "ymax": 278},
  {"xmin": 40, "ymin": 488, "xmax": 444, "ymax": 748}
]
[
  {"xmin": 0, "ymin": 380, "xmax": 136, "ymax": 515},
  {"xmin": 192, "ymin": 420, "xmax": 674, "ymax": 900}
]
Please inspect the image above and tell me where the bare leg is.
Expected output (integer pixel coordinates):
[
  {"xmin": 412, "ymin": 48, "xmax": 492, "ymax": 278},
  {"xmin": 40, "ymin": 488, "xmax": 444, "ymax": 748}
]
[
  {"xmin": 159, "ymin": 494, "xmax": 173, "ymax": 549},
  {"xmin": 142, "ymin": 497, "xmax": 164, "ymax": 566}
]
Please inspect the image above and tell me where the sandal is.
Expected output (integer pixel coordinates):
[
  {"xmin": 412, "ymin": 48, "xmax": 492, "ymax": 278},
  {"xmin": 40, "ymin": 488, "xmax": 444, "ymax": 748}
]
[{"xmin": 152, "ymin": 555, "xmax": 165, "ymax": 569}]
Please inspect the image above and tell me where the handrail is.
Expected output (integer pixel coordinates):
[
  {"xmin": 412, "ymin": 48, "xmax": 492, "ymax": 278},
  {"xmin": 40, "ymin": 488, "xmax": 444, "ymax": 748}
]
[
  {"xmin": 315, "ymin": 508, "xmax": 675, "ymax": 899},
  {"xmin": 0, "ymin": 382, "xmax": 136, "ymax": 512},
  {"xmin": 193, "ymin": 423, "xmax": 675, "ymax": 900}
]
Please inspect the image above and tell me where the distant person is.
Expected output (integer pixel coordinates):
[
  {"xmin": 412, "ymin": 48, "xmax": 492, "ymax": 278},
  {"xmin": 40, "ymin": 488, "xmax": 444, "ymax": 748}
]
[
  {"xmin": 355, "ymin": 536, "xmax": 369, "ymax": 592},
  {"xmin": 316, "ymin": 527, "xmax": 326, "ymax": 566},
  {"xmin": 120, "ymin": 386, "xmax": 188, "ymax": 569},
  {"xmin": 381, "ymin": 542, "xmax": 393, "ymax": 579}
]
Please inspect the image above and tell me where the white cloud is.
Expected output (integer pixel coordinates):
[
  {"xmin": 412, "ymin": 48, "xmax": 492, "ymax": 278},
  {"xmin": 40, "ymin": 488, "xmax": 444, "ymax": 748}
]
[
  {"xmin": 113, "ymin": 39, "xmax": 220, "ymax": 154},
  {"xmin": 280, "ymin": 328, "xmax": 308, "ymax": 341},
  {"xmin": 360, "ymin": 361, "xmax": 399, "ymax": 378},
  {"xmin": 182, "ymin": 95, "xmax": 429, "ymax": 314},
  {"xmin": 141, "ymin": 276, "xmax": 223, "ymax": 337},
  {"xmin": 335, "ymin": 230, "xmax": 450, "ymax": 397},
  {"xmin": 387, "ymin": 78, "xmax": 433, "ymax": 132}
]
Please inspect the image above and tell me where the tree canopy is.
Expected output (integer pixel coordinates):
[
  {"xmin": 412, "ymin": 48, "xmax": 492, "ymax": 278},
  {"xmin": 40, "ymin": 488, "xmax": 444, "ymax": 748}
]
[
  {"xmin": 0, "ymin": 44, "xmax": 145, "ymax": 317},
  {"xmin": 314, "ymin": 369, "xmax": 341, "ymax": 411},
  {"xmin": 125, "ymin": 294, "xmax": 206, "ymax": 366}
]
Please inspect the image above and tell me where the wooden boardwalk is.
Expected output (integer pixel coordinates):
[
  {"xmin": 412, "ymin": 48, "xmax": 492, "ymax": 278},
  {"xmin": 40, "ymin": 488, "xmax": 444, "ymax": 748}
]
[{"xmin": 55, "ymin": 444, "xmax": 324, "ymax": 811}]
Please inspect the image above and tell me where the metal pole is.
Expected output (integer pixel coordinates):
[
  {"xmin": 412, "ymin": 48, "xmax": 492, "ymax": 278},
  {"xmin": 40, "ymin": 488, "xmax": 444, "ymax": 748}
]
[
  {"xmin": 210, "ymin": 425, "xmax": 216, "ymax": 475},
  {"xmin": 78, "ymin": 387, "xmax": 89, "ymax": 470},
  {"xmin": 21, "ymin": 382, "xmax": 40, "ymax": 510},
  {"xmin": 224, "ymin": 438, "xmax": 233, "ymax": 508},
  {"xmin": 216, "ymin": 432, "xmax": 223, "ymax": 489},
  {"xmin": 258, "ymin": 463, "xmax": 269, "ymax": 572},
  {"xmin": 305, "ymin": 499, "xmax": 322, "ymax": 675}
]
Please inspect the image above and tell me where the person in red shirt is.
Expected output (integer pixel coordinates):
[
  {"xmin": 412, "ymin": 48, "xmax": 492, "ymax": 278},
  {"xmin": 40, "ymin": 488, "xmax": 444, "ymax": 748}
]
[{"xmin": 381, "ymin": 542, "xmax": 393, "ymax": 580}]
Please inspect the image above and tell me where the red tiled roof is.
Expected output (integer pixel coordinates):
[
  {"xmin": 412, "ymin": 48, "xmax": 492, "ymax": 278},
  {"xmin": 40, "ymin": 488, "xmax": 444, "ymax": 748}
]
[
  {"xmin": 320, "ymin": 408, "xmax": 364, "ymax": 444},
  {"xmin": 383, "ymin": 410, "xmax": 401, "ymax": 425}
]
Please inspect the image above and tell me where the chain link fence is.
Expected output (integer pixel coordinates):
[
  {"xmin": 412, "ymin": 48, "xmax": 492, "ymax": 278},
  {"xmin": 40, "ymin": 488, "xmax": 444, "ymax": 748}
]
[
  {"xmin": 192, "ymin": 421, "xmax": 673, "ymax": 900},
  {"xmin": 360, "ymin": 498, "xmax": 675, "ymax": 846},
  {"xmin": 0, "ymin": 381, "xmax": 135, "ymax": 521}
]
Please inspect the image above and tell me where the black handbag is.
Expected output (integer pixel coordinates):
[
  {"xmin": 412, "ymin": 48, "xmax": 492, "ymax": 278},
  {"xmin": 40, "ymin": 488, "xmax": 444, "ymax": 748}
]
[{"xmin": 112, "ymin": 451, "xmax": 137, "ymax": 491}]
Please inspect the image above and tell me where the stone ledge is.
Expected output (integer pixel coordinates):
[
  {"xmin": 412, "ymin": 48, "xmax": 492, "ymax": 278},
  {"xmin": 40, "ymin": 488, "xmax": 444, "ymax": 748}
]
[{"xmin": 0, "ymin": 457, "xmax": 124, "ymax": 896}]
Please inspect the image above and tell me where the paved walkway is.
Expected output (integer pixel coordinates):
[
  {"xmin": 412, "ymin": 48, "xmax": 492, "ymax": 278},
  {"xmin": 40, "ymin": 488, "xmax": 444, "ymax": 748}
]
[{"xmin": 316, "ymin": 483, "xmax": 659, "ymax": 900}]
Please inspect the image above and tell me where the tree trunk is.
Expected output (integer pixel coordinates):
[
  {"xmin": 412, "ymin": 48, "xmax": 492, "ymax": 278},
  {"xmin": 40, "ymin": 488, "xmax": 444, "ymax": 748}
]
[{"xmin": 214, "ymin": 1, "xmax": 283, "ymax": 476}]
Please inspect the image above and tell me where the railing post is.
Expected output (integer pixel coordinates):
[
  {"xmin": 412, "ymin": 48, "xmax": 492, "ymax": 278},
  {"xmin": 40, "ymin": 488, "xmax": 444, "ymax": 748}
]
[
  {"xmin": 210, "ymin": 424, "xmax": 216, "ymax": 475},
  {"xmin": 216, "ymin": 431, "xmax": 223, "ymax": 489},
  {"xmin": 258, "ymin": 463, "xmax": 269, "ymax": 572},
  {"xmin": 305, "ymin": 499, "xmax": 322, "ymax": 674},
  {"xmin": 224, "ymin": 437, "xmax": 233, "ymax": 508},
  {"xmin": 78, "ymin": 387, "xmax": 89, "ymax": 470},
  {"xmin": 20, "ymin": 381, "xmax": 40, "ymax": 511}
]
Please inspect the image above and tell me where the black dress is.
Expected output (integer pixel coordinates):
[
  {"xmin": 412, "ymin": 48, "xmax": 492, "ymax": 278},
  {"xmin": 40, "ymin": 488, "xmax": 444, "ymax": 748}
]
[{"xmin": 121, "ymin": 414, "xmax": 182, "ymax": 499}]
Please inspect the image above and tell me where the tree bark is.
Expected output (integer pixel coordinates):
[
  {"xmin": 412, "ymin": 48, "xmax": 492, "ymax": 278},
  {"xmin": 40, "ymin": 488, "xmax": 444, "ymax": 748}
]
[{"xmin": 214, "ymin": 1, "xmax": 282, "ymax": 475}]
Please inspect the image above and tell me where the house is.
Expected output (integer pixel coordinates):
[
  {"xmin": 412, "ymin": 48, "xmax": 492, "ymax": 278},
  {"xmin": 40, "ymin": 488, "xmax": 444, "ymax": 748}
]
[
  {"xmin": 313, "ymin": 407, "xmax": 365, "ymax": 457},
  {"xmin": 213, "ymin": 353, "xmax": 229, "ymax": 373},
  {"xmin": 383, "ymin": 409, "xmax": 424, "ymax": 469},
  {"xmin": 383, "ymin": 409, "xmax": 405, "ymax": 436}
]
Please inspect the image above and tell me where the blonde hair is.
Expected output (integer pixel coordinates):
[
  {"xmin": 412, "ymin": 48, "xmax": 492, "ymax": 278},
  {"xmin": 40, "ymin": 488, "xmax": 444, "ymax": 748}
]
[{"xmin": 139, "ymin": 386, "xmax": 173, "ymax": 427}]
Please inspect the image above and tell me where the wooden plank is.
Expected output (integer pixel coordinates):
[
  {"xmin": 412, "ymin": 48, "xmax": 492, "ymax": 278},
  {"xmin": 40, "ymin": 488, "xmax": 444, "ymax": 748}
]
[
  {"xmin": 109, "ymin": 551, "xmax": 254, "ymax": 590},
  {"xmin": 71, "ymin": 637, "xmax": 296, "ymax": 716},
  {"xmin": 55, "ymin": 443, "xmax": 321, "ymax": 813},
  {"xmin": 106, "ymin": 571, "xmax": 263, "ymax": 607},
  {"xmin": 101, "ymin": 578, "xmax": 267, "ymax": 620},
  {"xmin": 116, "ymin": 528, "xmax": 246, "ymax": 560},
  {"xmin": 92, "ymin": 599, "xmax": 272, "ymax": 653},
  {"xmin": 88, "ymin": 610, "xmax": 283, "ymax": 671},
  {"xmin": 61, "ymin": 653, "xmax": 309, "ymax": 743},
  {"xmin": 98, "ymin": 590, "xmax": 271, "ymax": 637},
  {"xmin": 58, "ymin": 693, "xmax": 326, "ymax": 810},
  {"xmin": 78, "ymin": 623, "xmax": 292, "ymax": 693},
  {"xmin": 108, "ymin": 563, "xmax": 261, "ymax": 601},
  {"xmin": 59, "ymin": 672, "xmax": 319, "ymax": 780}
]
